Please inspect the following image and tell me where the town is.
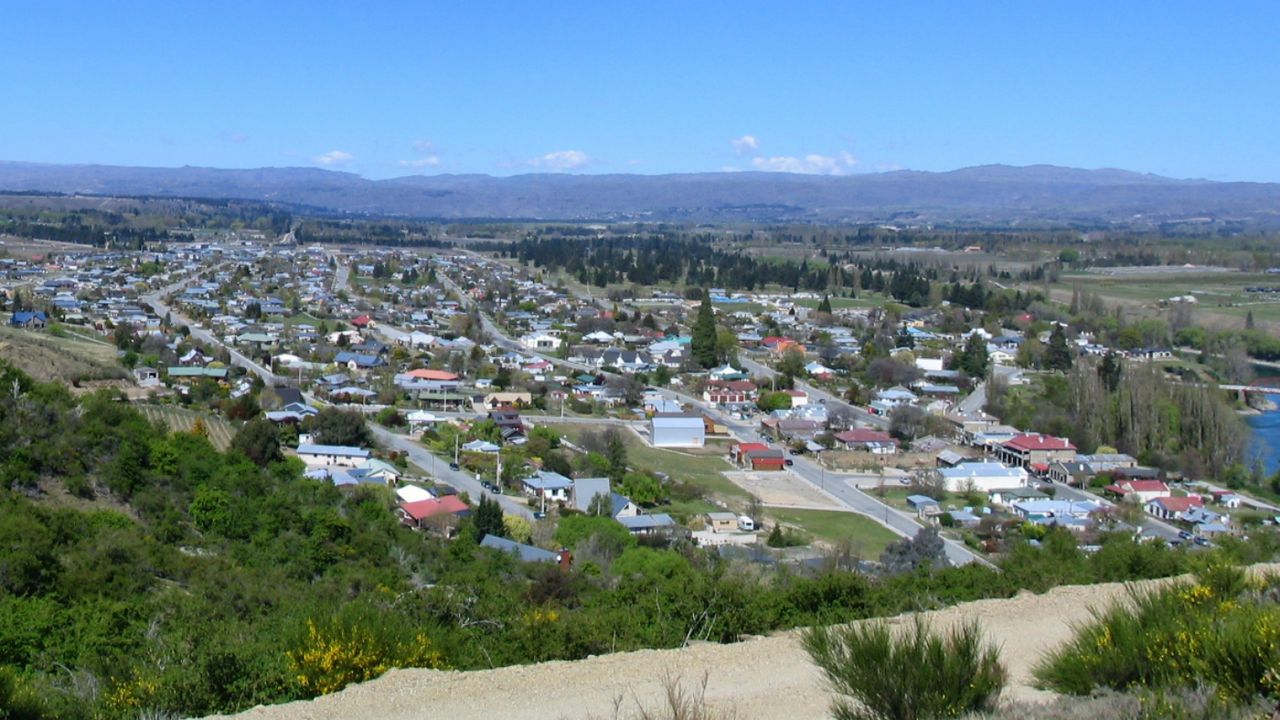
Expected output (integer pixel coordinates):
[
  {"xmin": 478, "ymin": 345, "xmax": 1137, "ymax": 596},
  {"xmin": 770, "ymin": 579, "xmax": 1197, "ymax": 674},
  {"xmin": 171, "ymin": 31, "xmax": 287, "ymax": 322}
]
[{"xmin": 5, "ymin": 224, "xmax": 1276, "ymax": 581}]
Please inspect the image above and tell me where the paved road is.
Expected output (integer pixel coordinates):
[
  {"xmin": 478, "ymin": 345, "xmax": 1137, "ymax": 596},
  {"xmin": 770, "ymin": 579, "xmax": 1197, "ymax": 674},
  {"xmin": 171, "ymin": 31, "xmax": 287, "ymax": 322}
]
[{"xmin": 368, "ymin": 424, "xmax": 534, "ymax": 519}]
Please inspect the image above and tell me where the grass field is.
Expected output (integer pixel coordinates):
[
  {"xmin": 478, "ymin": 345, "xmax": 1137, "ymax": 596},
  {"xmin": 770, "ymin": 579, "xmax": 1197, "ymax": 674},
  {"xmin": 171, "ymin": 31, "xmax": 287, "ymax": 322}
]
[
  {"xmin": 0, "ymin": 324, "xmax": 126, "ymax": 382},
  {"xmin": 793, "ymin": 294, "xmax": 890, "ymax": 310},
  {"xmin": 136, "ymin": 404, "xmax": 236, "ymax": 450},
  {"xmin": 765, "ymin": 508, "xmax": 899, "ymax": 554},
  {"xmin": 1042, "ymin": 271, "xmax": 1280, "ymax": 331},
  {"xmin": 559, "ymin": 424, "xmax": 748, "ymax": 502}
]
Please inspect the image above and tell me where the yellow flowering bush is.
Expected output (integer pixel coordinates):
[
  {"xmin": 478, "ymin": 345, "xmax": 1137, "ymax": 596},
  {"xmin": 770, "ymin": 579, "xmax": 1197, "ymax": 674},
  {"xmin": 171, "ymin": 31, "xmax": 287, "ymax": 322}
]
[
  {"xmin": 1035, "ymin": 563, "xmax": 1280, "ymax": 704},
  {"xmin": 289, "ymin": 615, "xmax": 447, "ymax": 698}
]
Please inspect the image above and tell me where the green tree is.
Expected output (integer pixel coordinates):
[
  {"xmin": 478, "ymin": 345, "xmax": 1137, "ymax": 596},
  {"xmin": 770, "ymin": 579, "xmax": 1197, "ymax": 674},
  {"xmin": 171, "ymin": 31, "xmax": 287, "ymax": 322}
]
[
  {"xmin": 1045, "ymin": 325, "xmax": 1073, "ymax": 372},
  {"xmin": 690, "ymin": 289, "xmax": 718, "ymax": 369},
  {"xmin": 307, "ymin": 407, "xmax": 371, "ymax": 447},
  {"xmin": 472, "ymin": 494, "xmax": 506, "ymax": 540},
  {"xmin": 604, "ymin": 428, "xmax": 628, "ymax": 485},
  {"xmin": 818, "ymin": 295, "xmax": 833, "ymax": 314},
  {"xmin": 231, "ymin": 416, "xmax": 282, "ymax": 467}
]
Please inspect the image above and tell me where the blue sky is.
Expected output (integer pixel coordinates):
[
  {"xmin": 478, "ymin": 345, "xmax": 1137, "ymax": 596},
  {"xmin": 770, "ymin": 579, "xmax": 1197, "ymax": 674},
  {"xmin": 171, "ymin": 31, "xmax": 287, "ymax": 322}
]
[{"xmin": 4, "ymin": 1, "xmax": 1278, "ymax": 180}]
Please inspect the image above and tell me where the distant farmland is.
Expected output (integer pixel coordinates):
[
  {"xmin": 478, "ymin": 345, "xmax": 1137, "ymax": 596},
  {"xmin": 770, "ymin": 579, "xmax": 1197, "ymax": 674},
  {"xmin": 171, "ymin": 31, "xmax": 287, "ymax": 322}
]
[{"xmin": 136, "ymin": 404, "xmax": 236, "ymax": 450}]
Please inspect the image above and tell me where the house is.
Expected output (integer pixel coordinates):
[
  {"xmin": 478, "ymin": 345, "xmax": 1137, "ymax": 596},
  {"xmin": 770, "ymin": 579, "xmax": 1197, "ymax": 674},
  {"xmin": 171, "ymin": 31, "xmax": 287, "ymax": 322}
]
[
  {"xmin": 405, "ymin": 368, "xmax": 460, "ymax": 382},
  {"xmin": 730, "ymin": 442, "xmax": 770, "ymax": 466},
  {"xmin": 650, "ymin": 412, "xmax": 706, "ymax": 448},
  {"xmin": 1012, "ymin": 499, "xmax": 1106, "ymax": 522},
  {"xmin": 834, "ymin": 428, "xmax": 899, "ymax": 454},
  {"xmin": 333, "ymin": 351, "xmax": 386, "ymax": 370},
  {"xmin": 166, "ymin": 366, "xmax": 229, "ymax": 382},
  {"xmin": 296, "ymin": 443, "xmax": 371, "ymax": 467},
  {"xmin": 480, "ymin": 535, "xmax": 561, "ymax": 564},
  {"xmin": 1145, "ymin": 495, "xmax": 1204, "ymax": 521},
  {"xmin": 618, "ymin": 513, "xmax": 682, "ymax": 537},
  {"xmin": 396, "ymin": 484, "xmax": 435, "ymax": 504},
  {"xmin": 571, "ymin": 477, "xmax": 639, "ymax": 518},
  {"xmin": 399, "ymin": 495, "xmax": 471, "ymax": 534},
  {"xmin": 937, "ymin": 461, "xmax": 1028, "ymax": 493},
  {"xmin": 995, "ymin": 433, "xmax": 1077, "ymax": 472},
  {"xmin": 1104, "ymin": 479, "xmax": 1170, "ymax": 504},
  {"xmin": 705, "ymin": 512, "xmax": 739, "ymax": 533},
  {"xmin": 703, "ymin": 380, "xmax": 757, "ymax": 406},
  {"xmin": 479, "ymin": 392, "xmax": 533, "ymax": 410},
  {"xmin": 132, "ymin": 367, "xmax": 160, "ymax": 387},
  {"xmin": 9, "ymin": 311, "xmax": 47, "ymax": 329},
  {"xmin": 521, "ymin": 471, "xmax": 574, "ymax": 502},
  {"xmin": 988, "ymin": 485, "xmax": 1049, "ymax": 508},
  {"xmin": 520, "ymin": 332, "xmax": 562, "ymax": 352},
  {"xmin": 744, "ymin": 448, "xmax": 785, "ymax": 472},
  {"xmin": 906, "ymin": 494, "xmax": 941, "ymax": 518}
]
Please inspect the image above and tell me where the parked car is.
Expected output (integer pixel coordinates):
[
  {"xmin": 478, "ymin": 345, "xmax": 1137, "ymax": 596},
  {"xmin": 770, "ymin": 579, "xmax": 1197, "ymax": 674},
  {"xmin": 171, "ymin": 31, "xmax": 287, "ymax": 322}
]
[
  {"xmin": 784, "ymin": 459, "xmax": 794, "ymax": 467},
  {"xmin": 449, "ymin": 462, "xmax": 460, "ymax": 471},
  {"xmin": 1178, "ymin": 530, "xmax": 1193, "ymax": 540}
]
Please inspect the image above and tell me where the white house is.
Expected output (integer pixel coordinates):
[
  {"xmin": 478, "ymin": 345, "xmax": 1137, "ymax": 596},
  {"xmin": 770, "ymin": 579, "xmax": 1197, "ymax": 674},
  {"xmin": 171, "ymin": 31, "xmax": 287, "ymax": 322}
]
[
  {"xmin": 520, "ymin": 332, "xmax": 562, "ymax": 352},
  {"xmin": 937, "ymin": 461, "xmax": 1028, "ymax": 493},
  {"xmin": 296, "ymin": 443, "xmax": 372, "ymax": 468}
]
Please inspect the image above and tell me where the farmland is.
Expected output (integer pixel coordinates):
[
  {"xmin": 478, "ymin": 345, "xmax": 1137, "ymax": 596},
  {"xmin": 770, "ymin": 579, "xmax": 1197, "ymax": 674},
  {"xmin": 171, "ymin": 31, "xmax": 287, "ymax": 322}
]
[
  {"xmin": 135, "ymin": 403, "xmax": 236, "ymax": 450},
  {"xmin": 1040, "ymin": 270, "xmax": 1280, "ymax": 333}
]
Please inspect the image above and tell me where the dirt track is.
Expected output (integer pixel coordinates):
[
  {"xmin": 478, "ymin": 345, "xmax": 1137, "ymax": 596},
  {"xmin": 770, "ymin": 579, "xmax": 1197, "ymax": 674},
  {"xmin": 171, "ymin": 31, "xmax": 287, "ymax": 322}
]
[{"xmin": 210, "ymin": 566, "xmax": 1278, "ymax": 720}]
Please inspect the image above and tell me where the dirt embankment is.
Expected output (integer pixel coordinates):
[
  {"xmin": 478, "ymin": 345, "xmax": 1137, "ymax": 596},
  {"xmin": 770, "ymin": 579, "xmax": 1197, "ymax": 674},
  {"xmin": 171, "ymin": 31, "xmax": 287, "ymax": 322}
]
[{"xmin": 209, "ymin": 566, "xmax": 1279, "ymax": 720}]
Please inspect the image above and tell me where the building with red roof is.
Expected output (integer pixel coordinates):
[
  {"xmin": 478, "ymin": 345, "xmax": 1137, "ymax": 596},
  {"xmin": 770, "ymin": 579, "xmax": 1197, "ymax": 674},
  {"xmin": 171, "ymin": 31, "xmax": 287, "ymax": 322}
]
[
  {"xmin": 1144, "ymin": 495, "xmax": 1204, "ymax": 522},
  {"xmin": 730, "ymin": 442, "xmax": 770, "ymax": 466},
  {"xmin": 406, "ymin": 368, "xmax": 460, "ymax": 382},
  {"xmin": 399, "ymin": 495, "xmax": 471, "ymax": 535},
  {"xmin": 1104, "ymin": 479, "xmax": 1170, "ymax": 504},
  {"xmin": 995, "ymin": 433, "xmax": 1077, "ymax": 471}
]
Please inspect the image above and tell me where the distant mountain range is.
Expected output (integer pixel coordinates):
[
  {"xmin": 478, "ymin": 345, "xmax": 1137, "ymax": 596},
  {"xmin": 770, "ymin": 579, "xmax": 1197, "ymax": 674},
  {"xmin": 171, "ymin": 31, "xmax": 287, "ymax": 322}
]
[{"xmin": 1, "ymin": 160, "xmax": 1278, "ymax": 225}]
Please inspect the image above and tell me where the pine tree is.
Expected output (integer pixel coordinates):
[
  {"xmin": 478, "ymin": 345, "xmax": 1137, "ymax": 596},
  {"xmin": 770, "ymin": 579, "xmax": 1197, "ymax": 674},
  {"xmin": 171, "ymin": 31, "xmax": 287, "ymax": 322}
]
[
  {"xmin": 818, "ymin": 295, "xmax": 833, "ymax": 314},
  {"xmin": 1045, "ymin": 325, "xmax": 1073, "ymax": 371},
  {"xmin": 1246, "ymin": 310, "xmax": 1256, "ymax": 330},
  {"xmin": 473, "ymin": 494, "xmax": 506, "ymax": 540},
  {"xmin": 691, "ymin": 289, "xmax": 718, "ymax": 369}
]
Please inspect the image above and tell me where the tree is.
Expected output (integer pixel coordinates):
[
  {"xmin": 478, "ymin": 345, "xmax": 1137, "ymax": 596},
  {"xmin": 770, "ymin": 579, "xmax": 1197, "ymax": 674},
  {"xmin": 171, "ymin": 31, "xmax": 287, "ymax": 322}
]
[
  {"xmin": 231, "ymin": 417, "xmax": 282, "ymax": 467},
  {"xmin": 1045, "ymin": 325, "xmax": 1073, "ymax": 372},
  {"xmin": 604, "ymin": 428, "xmax": 628, "ymax": 485},
  {"xmin": 690, "ymin": 289, "xmax": 719, "ymax": 369},
  {"xmin": 957, "ymin": 334, "xmax": 988, "ymax": 379},
  {"xmin": 777, "ymin": 347, "xmax": 806, "ymax": 378},
  {"xmin": 1098, "ymin": 351, "xmax": 1123, "ymax": 392},
  {"xmin": 472, "ymin": 494, "xmax": 506, "ymax": 540},
  {"xmin": 308, "ymin": 407, "xmax": 371, "ymax": 447},
  {"xmin": 818, "ymin": 295, "xmax": 833, "ymax": 314},
  {"xmin": 494, "ymin": 365, "xmax": 512, "ymax": 390},
  {"xmin": 879, "ymin": 526, "xmax": 947, "ymax": 574}
]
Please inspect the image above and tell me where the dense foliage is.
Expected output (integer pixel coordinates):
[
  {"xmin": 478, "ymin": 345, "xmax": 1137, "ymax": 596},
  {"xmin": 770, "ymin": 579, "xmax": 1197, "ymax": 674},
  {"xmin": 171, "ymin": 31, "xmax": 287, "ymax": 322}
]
[{"xmin": 1034, "ymin": 563, "xmax": 1280, "ymax": 706}]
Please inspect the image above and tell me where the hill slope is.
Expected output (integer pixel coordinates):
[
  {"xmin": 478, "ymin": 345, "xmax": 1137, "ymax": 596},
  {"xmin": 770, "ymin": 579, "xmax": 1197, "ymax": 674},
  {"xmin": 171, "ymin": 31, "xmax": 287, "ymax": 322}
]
[
  {"xmin": 2, "ymin": 161, "xmax": 1279, "ymax": 224},
  {"xmin": 207, "ymin": 566, "xmax": 1279, "ymax": 720}
]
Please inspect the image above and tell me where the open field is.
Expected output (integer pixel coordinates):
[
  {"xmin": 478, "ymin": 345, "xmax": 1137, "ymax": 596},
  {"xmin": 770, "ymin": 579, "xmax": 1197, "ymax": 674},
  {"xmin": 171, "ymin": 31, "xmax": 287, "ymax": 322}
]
[
  {"xmin": 1042, "ymin": 271, "xmax": 1280, "ymax": 332},
  {"xmin": 0, "ymin": 324, "xmax": 127, "ymax": 382},
  {"xmin": 765, "ymin": 507, "xmax": 900, "ymax": 554},
  {"xmin": 722, "ymin": 470, "xmax": 843, "ymax": 509},
  {"xmin": 0, "ymin": 235, "xmax": 99, "ymax": 258},
  {"xmin": 135, "ymin": 403, "xmax": 236, "ymax": 450}
]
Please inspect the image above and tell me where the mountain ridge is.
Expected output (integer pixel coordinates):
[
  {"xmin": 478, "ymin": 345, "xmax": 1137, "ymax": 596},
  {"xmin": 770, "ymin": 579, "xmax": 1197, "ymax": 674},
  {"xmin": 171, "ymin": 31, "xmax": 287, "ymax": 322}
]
[{"xmin": 0, "ymin": 160, "xmax": 1276, "ymax": 224}]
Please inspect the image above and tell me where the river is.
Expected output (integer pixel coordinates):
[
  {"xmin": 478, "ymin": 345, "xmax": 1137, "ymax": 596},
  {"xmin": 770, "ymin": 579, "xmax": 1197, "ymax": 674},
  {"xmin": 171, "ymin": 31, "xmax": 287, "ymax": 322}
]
[{"xmin": 1246, "ymin": 408, "xmax": 1280, "ymax": 476}]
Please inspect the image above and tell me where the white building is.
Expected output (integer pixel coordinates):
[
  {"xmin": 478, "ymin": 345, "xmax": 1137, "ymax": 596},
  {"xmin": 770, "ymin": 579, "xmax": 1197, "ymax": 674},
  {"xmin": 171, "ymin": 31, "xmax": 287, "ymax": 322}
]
[
  {"xmin": 650, "ymin": 413, "xmax": 706, "ymax": 448},
  {"xmin": 938, "ymin": 461, "xmax": 1028, "ymax": 493}
]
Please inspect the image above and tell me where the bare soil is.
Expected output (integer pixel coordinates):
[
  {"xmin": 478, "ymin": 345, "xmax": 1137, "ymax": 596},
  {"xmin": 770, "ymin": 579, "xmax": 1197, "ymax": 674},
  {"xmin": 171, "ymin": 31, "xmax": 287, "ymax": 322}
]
[{"xmin": 207, "ymin": 565, "xmax": 1280, "ymax": 720}]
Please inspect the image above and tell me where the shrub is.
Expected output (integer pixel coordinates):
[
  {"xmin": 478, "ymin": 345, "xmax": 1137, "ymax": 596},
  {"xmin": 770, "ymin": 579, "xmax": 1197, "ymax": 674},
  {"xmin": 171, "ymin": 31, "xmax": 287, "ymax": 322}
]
[
  {"xmin": 0, "ymin": 667, "xmax": 48, "ymax": 720},
  {"xmin": 803, "ymin": 617, "xmax": 1006, "ymax": 720},
  {"xmin": 288, "ymin": 607, "xmax": 447, "ymax": 698},
  {"xmin": 1034, "ymin": 563, "xmax": 1280, "ymax": 704},
  {"xmin": 981, "ymin": 685, "xmax": 1274, "ymax": 719}
]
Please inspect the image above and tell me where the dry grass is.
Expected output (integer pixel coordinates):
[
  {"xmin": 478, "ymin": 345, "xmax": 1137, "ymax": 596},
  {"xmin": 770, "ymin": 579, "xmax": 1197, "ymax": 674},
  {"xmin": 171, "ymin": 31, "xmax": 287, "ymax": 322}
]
[
  {"xmin": 135, "ymin": 404, "xmax": 236, "ymax": 450},
  {"xmin": 0, "ymin": 325, "xmax": 125, "ymax": 383}
]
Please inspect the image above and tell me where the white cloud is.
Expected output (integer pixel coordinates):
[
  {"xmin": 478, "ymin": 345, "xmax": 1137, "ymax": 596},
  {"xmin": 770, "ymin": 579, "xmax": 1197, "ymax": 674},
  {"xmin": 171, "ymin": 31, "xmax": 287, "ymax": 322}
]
[
  {"xmin": 750, "ymin": 152, "xmax": 858, "ymax": 175},
  {"xmin": 529, "ymin": 149, "xmax": 590, "ymax": 171},
  {"xmin": 314, "ymin": 150, "xmax": 354, "ymax": 166},
  {"xmin": 398, "ymin": 156, "xmax": 440, "ymax": 168},
  {"xmin": 730, "ymin": 135, "xmax": 759, "ymax": 155},
  {"xmin": 411, "ymin": 139, "xmax": 436, "ymax": 154}
]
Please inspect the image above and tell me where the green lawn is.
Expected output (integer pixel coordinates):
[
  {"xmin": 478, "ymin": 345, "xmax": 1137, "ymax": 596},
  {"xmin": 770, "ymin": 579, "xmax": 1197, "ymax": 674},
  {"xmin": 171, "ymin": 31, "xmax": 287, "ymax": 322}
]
[
  {"xmin": 794, "ymin": 294, "xmax": 890, "ymax": 310},
  {"xmin": 559, "ymin": 424, "xmax": 749, "ymax": 502},
  {"xmin": 766, "ymin": 508, "xmax": 899, "ymax": 554}
]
